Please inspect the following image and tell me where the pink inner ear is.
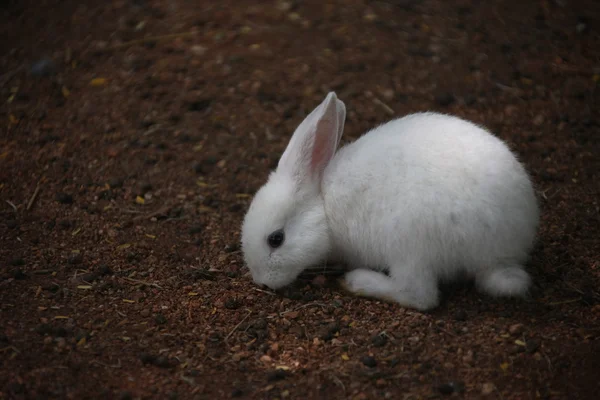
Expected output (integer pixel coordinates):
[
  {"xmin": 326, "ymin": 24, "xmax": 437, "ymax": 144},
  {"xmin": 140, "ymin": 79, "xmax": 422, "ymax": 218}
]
[{"xmin": 310, "ymin": 118, "xmax": 336, "ymax": 176}]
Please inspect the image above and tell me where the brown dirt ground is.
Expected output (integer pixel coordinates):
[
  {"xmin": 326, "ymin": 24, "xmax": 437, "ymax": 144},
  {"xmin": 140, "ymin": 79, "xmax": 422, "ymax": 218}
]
[{"xmin": 1, "ymin": 0, "xmax": 599, "ymax": 399}]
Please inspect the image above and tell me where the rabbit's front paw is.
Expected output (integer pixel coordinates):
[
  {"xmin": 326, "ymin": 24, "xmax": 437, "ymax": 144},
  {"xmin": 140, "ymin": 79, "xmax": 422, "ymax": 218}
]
[{"xmin": 340, "ymin": 269, "xmax": 394, "ymax": 299}]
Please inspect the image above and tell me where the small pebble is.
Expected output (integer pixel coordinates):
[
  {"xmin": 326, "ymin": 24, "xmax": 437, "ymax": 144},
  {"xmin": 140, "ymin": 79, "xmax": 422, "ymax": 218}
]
[
  {"xmin": 225, "ymin": 243, "xmax": 240, "ymax": 253},
  {"xmin": 435, "ymin": 92, "xmax": 456, "ymax": 106},
  {"xmin": 192, "ymin": 162, "xmax": 203, "ymax": 174},
  {"xmin": 30, "ymin": 58, "xmax": 56, "ymax": 76},
  {"xmin": 139, "ymin": 352, "xmax": 156, "ymax": 364},
  {"xmin": 138, "ymin": 182, "xmax": 153, "ymax": 195},
  {"xmin": 361, "ymin": 355, "xmax": 377, "ymax": 368},
  {"xmin": 97, "ymin": 265, "xmax": 113, "ymax": 276},
  {"xmin": 437, "ymin": 381, "xmax": 465, "ymax": 395},
  {"xmin": 509, "ymin": 323, "xmax": 524, "ymax": 335},
  {"xmin": 68, "ymin": 252, "xmax": 83, "ymax": 265},
  {"xmin": 371, "ymin": 333, "xmax": 388, "ymax": 348},
  {"xmin": 454, "ymin": 309, "xmax": 468, "ymax": 321},
  {"xmin": 154, "ymin": 356, "xmax": 172, "ymax": 368},
  {"xmin": 78, "ymin": 272, "xmax": 98, "ymax": 282},
  {"xmin": 532, "ymin": 114, "xmax": 545, "ymax": 126},
  {"xmin": 310, "ymin": 275, "xmax": 327, "ymax": 288},
  {"xmin": 224, "ymin": 298, "xmax": 241, "ymax": 310},
  {"xmin": 526, "ymin": 339, "xmax": 541, "ymax": 354},
  {"xmin": 380, "ymin": 89, "xmax": 395, "ymax": 101},
  {"xmin": 12, "ymin": 270, "xmax": 27, "ymax": 280},
  {"xmin": 5, "ymin": 220, "xmax": 18, "ymax": 229},
  {"xmin": 154, "ymin": 313, "xmax": 167, "ymax": 325},
  {"xmin": 118, "ymin": 391, "xmax": 133, "ymax": 400},
  {"xmin": 140, "ymin": 309, "xmax": 150, "ymax": 318},
  {"xmin": 481, "ymin": 382, "xmax": 495, "ymax": 395},
  {"xmin": 10, "ymin": 258, "xmax": 25, "ymax": 266},
  {"xmin": 190, "ymin": 45, "xmax": 207, "ymax": 56},
  {"xmin": 56, "ymin": 192, "xmax": 74, "ymax": 204},
  {"xmin": 108, "ymin": 178, "xmax": 124, "ymax": 188},
  {"xmin": 188, "ymin": 225, "xmax": 203, "ymax": 234},
  {"xmin": 267, "ymin": 369, "xmax": 289, "ymax": 382}
]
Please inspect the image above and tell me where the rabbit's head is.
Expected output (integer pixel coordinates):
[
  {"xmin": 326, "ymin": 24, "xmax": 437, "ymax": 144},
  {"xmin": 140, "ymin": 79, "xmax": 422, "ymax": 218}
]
[{"xmin": 241, "ymin": 92, "xmax": 346, "ymax": 289}]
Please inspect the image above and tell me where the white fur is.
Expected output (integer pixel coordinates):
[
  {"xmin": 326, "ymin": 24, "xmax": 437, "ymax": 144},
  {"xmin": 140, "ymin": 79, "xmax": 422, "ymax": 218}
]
[{"xmin": 241, "ymin": 93, "xmax": 539, "ymax": 310}]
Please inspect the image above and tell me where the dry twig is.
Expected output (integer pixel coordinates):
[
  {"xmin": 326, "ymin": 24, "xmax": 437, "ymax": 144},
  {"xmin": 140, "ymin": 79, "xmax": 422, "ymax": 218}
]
[
  {"xmin": 225, "ymin": 310, "xmax": 252, "ymax": 346},
  {"xmin": 27, "ymin": 182, "xmax": 41, "ymax": 211}
]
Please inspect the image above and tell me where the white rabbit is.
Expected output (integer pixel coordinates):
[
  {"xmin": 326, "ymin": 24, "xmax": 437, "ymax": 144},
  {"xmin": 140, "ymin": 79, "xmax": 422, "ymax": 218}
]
[{"xmin": 241, "ymin": 92, "xmax": 539, "ymax": 310}]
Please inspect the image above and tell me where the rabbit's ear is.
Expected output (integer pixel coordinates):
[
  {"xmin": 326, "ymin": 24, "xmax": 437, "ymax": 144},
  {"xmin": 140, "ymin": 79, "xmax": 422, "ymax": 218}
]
[{"xmin": 278, "ymin": 92, "xmax": 346, "ymax": 188}]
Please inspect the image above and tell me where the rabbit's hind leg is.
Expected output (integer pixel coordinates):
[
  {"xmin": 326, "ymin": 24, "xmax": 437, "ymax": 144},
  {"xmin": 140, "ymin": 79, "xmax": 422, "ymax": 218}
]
[{"xmin": 341, "ymin": 267, "xmax": 439, "ymax": 311}]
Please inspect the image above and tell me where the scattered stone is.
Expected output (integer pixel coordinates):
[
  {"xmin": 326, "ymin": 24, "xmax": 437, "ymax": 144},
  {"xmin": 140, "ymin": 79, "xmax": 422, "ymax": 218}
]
[
  {"xmin": 229, "ymin": 203, "xmax": 243, "ymax": 212},
  {"xmin": 380, "ymin": 89, "xmax": 395, "ymax": 101},
  {"xmin": 118, "ymin": 391, "xmax": 133, "ymax": 400},
  {"xmin": 140, "ymin": 309, "xmax": 151, "ymax": 318},
  {"xmin": 97, "ymin": 265, "xmax": 113, "ymax": 276},
  {"xmin": 267, "ymin": 369, "xmax": 289, "ymax": 381},
  {"xmin": 30, "ymin": 58, "xmax": 56, "ymax": 76},
  {"xmin": 192, "ymin": 162, "xmax": 203, "ymax": 174},
  {"xmin": 138, "ymin": 182, "xmax": 153, "ymax": 195},
  {"xmin": 224, "ymin": 298, "xmax": 241, "ymax": 310},
  {"xmin": 252, "ymin": 318, "xmax": 268, "ymax": 330},
  {"xmin": 185, "ymin": 268, "xmax": 215, "ymax": 281},
  {"xmin": 371, "ymin": 333, "xmax": 388, "ymax": 347},
  {"xmin": 58, "ymin": 219, "xmax": 73, "ymax": 229},
  {"xmin": 166, "ymin": 391, "xmax": 179, "ymax": 400},
  {"xmin": 108, "ymin": 178, "xmax": 124, "ymax": 188},
  {"xmin": 576, "ymin": 17, "xmax": 588, "ymax": 34},
  {"xmin": 187, "ymin": 97, "xmax": 212, "ymax": 112},
  {"xmin": 68, "ymin": 252, "xmax": 83, "ymax": 265},
  {"xmin": 454, "ymin": 309, "xmax": 468, "ymax": 321},
  {"xmin": 78, "ymin": 272, "xmax": 98, "ymax": 282},
  {"xmin": 533, "ymin": 114, "xmax": 545, "ymax": 126},
  {"xmin": 188, "ymin": 225, "xmax": 203, "ymax": 234},
  {"xmin": 225, "ymin": 243, "xmax": 240, "ymax": 253},
  {"xmin": 481, "ymin": 382, "xmax": 495, "ymax": 395},
  {"xmin": 302, "ymin": 291, "xmax": 316, "ymax": 302},
  {"xmin": 154, "ymin": 356, "xmax": 172, "ymax": 368},
  {"xmin": 319, "ymin": 322, "xmax": 340, "ymax": 341},
  {"xmin": 525, "ymin": 339, "xmax": 541, "ymax": 354},
  {"xmin": 139, "ymin": 353, "xmax": 172, "ymax": 368},
  {"xmin": 462, "ymin": 350, "xmax": 474, "ymax": 364},
  {"xmin": 435, "ymin": 93, "xmax": 456, "ymax": 107},
  {"xmin": 154, "ymin": 313, "xmax": 167, "ymax": 325},
  {"xmin": 437, "ymin": 381, "xmax": 465, "ymax": 395},
  {"xmin": 56, "ymin": 192, "xmax": 74, "ymax": 204},
  {"xmin": 10, "ymin": 258, "xmax": 25, "ymax": 266},
  {"xmin": 509, "ymin": 323, "xmax": 524, "ymax": 335},
  {"xmin": 5, "ymin": 219, "xmax": 18, "ymax": 229},
  {"xmin": 12, "ymin": 269, "xmax": 27, "ymax": 280},
  {"xmin": 190, "ymin": 45, "xmax": 207, "ymax": 56},
  {"xmin": 310, "ymin": 275, "xmax": 327, "ymax": 288},
  {"xmin": 360, "ymin": 355, "xmax": 377, "ymax": 368}
]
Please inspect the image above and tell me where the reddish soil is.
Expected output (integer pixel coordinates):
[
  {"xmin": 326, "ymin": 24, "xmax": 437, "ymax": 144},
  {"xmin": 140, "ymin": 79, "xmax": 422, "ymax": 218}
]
[{"xmin": 1, "ymin": 0, "xmax": 599, "ymax": 399}]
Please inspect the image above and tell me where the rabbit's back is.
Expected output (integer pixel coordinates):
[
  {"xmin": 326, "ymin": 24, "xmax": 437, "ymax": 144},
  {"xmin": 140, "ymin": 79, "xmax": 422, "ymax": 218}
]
[{"xmin": 322, "ymin": 112, "xmax": 539, "ymax": 279}]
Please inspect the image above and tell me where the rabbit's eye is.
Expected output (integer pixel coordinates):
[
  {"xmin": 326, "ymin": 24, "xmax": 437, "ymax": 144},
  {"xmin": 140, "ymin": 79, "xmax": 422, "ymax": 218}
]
[{"xmin": 267, "ymin": 229, "xmax": 285, "ymax": 248}]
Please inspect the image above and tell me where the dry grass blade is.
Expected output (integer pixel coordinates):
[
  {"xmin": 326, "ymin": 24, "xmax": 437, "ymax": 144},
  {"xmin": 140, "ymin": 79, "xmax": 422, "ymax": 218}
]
[
  {"xmin": 5, "ymin": 200, "xmax": 17, "ymax": 212},
  {"xmin": 121, "ymin": 277, "xmax": 163, "ymax": 289},
  {"xmin": 104, "ymin": 32, "xmax": 198, "ymax": 51}
]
